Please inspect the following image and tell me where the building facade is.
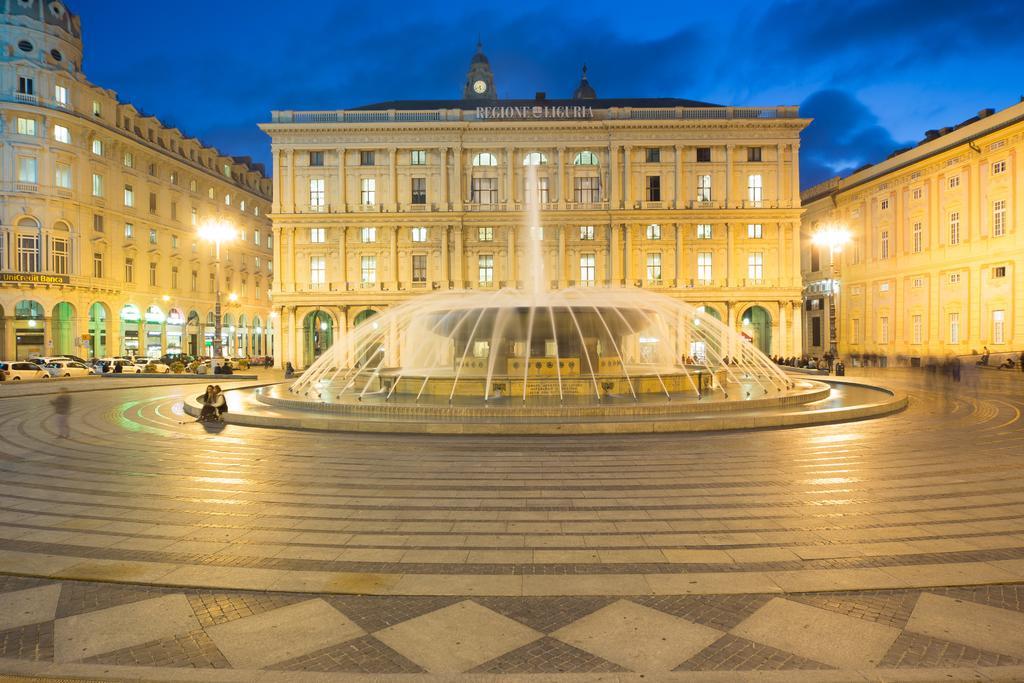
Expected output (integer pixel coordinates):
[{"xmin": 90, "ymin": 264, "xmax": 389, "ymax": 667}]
[
  {"xmin": 261, "ymin": 48, "xmax": 809, "ymax": 369},
  {"xmin": 801, "ymin": 100, "xmax": 1024, "ymax": 363},
  {"xmin": 0, "ymin": 0, "xmax": 274, "ymax": 361}
]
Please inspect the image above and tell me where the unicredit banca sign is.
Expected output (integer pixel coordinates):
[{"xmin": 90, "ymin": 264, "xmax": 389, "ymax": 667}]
[{"xmin": 476, "ymin": 105, "xmax": 595, "ymax": 120}]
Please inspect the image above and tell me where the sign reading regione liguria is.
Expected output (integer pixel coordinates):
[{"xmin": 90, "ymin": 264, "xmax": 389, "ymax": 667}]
[
  {"xmin": 476, "ymin": 105, "xmax": 595, "ymax": 120},
  {"xmin": 1, "ymin": 273, "xmax": 71, "ymax": 285}
]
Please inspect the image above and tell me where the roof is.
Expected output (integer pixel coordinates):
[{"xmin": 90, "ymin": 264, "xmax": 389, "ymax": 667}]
[{"xmin": 350, "ymin": 97, "xmax": 723, "ymax": 111}]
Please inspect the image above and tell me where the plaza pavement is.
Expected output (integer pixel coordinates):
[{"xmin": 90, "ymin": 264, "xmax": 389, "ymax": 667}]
[{"xmin": 0, "ymin": 367, "xmax": 1023, "ymax": 680}]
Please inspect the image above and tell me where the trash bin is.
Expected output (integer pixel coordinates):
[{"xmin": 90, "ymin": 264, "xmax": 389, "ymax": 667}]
[{"xmin": 835, "ymin": 362, "xmax": 845, "ymax": 377}]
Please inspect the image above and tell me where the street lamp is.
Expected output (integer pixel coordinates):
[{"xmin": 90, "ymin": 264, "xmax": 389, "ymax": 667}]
[
  {"xmin": 811, "ymin": 224, "xmax": 851, "ymax": 359},
  {"xmin": 198, "ymin": 218, "xmax": 236, "ymax": 363}
]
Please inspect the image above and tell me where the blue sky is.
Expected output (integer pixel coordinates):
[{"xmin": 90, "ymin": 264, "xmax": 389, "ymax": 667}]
[{"xmin": 75, "ymin": 0, "xmax": 1024, "ymax": 188}]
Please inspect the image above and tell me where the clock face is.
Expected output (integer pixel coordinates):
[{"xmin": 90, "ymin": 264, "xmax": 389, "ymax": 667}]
[{"xmin": 473, "ymin": 79, "xmax": 487, "ymax": 94}]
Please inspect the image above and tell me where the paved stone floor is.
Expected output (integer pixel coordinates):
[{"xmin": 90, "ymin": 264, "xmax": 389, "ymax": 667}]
[{"xmin": 0, "ymin": 367, "xmax": 1023, "ymax": 681}]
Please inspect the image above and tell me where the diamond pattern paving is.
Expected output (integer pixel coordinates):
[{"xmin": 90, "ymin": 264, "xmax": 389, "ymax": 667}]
[
  {"xmin": 904, "ymin": 592, "xmax": 1024, "ymax": 658},
  {"xmin": 470, "ymin": 636, "xmax": 626, "ymax": 674},
  {"xmin": 269, "ymin": 635, "xmax": 424, "ymax": 673}
]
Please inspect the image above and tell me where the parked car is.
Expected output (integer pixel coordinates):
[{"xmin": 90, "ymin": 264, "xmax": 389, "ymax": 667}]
[
  {"xmin": 28, "ymin": 356, "xmax": 72, "ymax": 366},
  {"xmin": 0, "ymin": 361, "xmax": 50, "ymax": 380},
  {"xmin": 93, "ymin": 358, "xmax": 143, "ymax": 374},
  {"xmin": 43, "ymin": 360, "xmax": 96, "ymax": 378},
  {"xmin": 135, "ymin": 359, "xmax": 171, "ymax": 373}
]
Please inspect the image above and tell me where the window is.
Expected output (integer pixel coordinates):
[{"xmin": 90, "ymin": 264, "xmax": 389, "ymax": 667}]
[
  {"xmin": 912, "ymin": 314, "xmax": 923, "ymax": 344},
  {"xmin": 170, "ymin": 171, "xmax": 178, "ymax": 186},
  {"xmin": 310, "ymin": 256, "xmax": 325, "ymax": 287},
  {"xmin": 309, "ymin": 151, "xmax": 324, "ymax": 166},
  {"xmin": 208, "ymin": 187, "xmax": 215, "ymax": 199},
  {"xmin": 747, "ymin": 174, "xmax": 763, "ymax": 203},
  {"xmin": 149, "ymin": 228, "xmax": 158, "ymax": 245},
  {"xmin": 992, "ymin": 160, "xmax": 1007, "ymax": 175},
  {"xmin": 189, "ymin": 179, "xmax": 197, "ymax": 193},
  {"xmin": 478, "ymin": 227, "xmax": 493, "ymax": 241},
  {"xmin": 254, "ymin": 230, "xmax": 260, "ymax": 245},
  {"xmin": 879, "ymin": 317, "xmax": 890, "ymax": 344},
  {"xmin": 124, "ymin": 185, "xmax": 134, "ymax": 207},
  {"xmin": 696, "ymin": 147, "xmax": 711, "ymax": 163},
  {"xmin": 852, "ymin": 319, "xmax": 862, "ymax": 344},
  {"xmin": 309, "ymin": 178, "xmax": 325, "ymax": 210},
  {"xmin": 91, "ymin": 139, "xmax": 103, "ymax": 156},
  {"xmin": 171, "ymin": 266, "xmax": 179, "ymax": 289},
  {"xmin": 224, "ymin": 193, "xmax": 231, "ymax": 206},
  {"xmin": 913, "ymin": 277, "xmax": 924, "ymax": 288},
  {"xmin": 912, "ymin": 188, "xmax": 922, "ymax": 199},
  {"xmin": 525, "ymin": 175, "xmax": 549, "ymax": 203},
  {"xmin": 573, "ymin": 150, "xmax": 599, "ymax": 165},
  {"xmin": 54, "ymin": 163, "xmax": 71, "ymax": 189},
  {"xmin": 747, "ymin": 252, "xmax": 764, "ymax": 281},
  {"xmin": 191, "ymin": 270, "xmax": 198, "ymax": 291},
  {"xmin": 697, "ymin": 251, "xmax": 713, "ymax": 282},
  {"xmin": 359, "ymin": 151, "xmax": 375, "ymax": 166},
  {"xmin": 92, "ymin": 100, "xmax": 102, "ymax": 116},
  {"xmin": 124, "ymin": 223, "xmax": 134, "ymax": 239},
  {"xmin": 478, "ymin": 254, "xmax": 494, "ymax": 284},
  {"xmin": 646, "ymin": 175, "xmax": 661, "ymax": 201},
  {"xmin": 949, "ymin": 312, "xmax": 960, "ymax": 344},
  {"xmin": 471, "ymin": 177, "xmax": 498, "ymax": 204},
  {"xmin": 361, "ymin": 256, "xmax": 376, "ymax": 284},
  {"xmin": 191, "ymin": 208, "xmax": 198, "ymax": 226},
  {"xmin": 646, "ymin": 252, "xmax": 662, "ymax": 282},
  {"xmin": 170, "ymin": 202, "xmax": 178, "ymax": 221},
  {"xmin": 747, "ymin": 224, "xmax": 763, "ymax": 239},
  {"xmin": 360, "ymin": 178, "xmax": 376, "ymax": 205},
  {"xmin": 411, "ymin": 227, "xmax": 428, "ymax": 242},
  {"xmin": 16, "ymin": 234, "xmax": 39, "ymax": 272},
  {"xmin": 949, "ymin": 211, "xmax": 960, "ymax": 244},
  {"xmin": 948, "ymin": 272, "xmax": 961, "ymax": 284},
  {"xmin": 222, "ymin": 163, "xmax": 232, "ymax": 178},
  {"xmin": 149, "ymin": 192, "xmax": 157, "ymax": 214},
  {"xmin": 54, "ymin": 84, "xmax": 68, "ymax": 106},
  {"xmin": 147, "ymin": 162, "xmax": 157, "ymax": 177},
  {"xmin": 697, "ymin": 224, "xmax": 712, "ymax": 239},
  {"xmin": 472, "ymin": 152, "xmax": 498, "ymax": 166},
  {"xmin": 646, "ymin": 224, "xmax": 662, "ymax": 240},
  {"xmin": 124, "ymin": 257, "xmax": 135, "ymax": 283},
  {"xmin": 171, "ymin": 235, "xmax": 179, "ymax": 249},
  {"xmin": 16, "ymin": 117, "xmax": 36, "ymax": 135},
  {"xmin": 412, "ymin": 254, "xmax": 427, "ymax": 283},
  {"xmin": 18, "ymin": 76, "xmax": 34, "ymax": 95},
  {"xmin": 645, "ymin": 148, "xmax": 660, "ymax": 163},
  {"xmin": 93, "ymin": 214, "xmax": 104, "ymax": 232},
  {"xmin": 580, "ymin": 253, "xmax": 595, "ymax": 284},
  {"xmin": 411, "ymin": 150, "xmax": 426, "ymax": 165},
  {"xmin": 880, "ymin": 198, "xmax": 889, "ymax": 210},
  {"xmin": 880, "ymin": 230, "xmax": 889, "ymax": 259},
  {"xmin": 149, "ymin": 262, "xmax": 157, "ymax": 286},
  {"xmin": 93, "ymin": 252, "xmax": 104, "ymax": 278},
  {"xmin": 18, "ymin": 157, "xmax": 38, "ymax": 183},
  {"xmin": 747, "ymin": 147, "xmax": 762, "ymax": 162},
  {"xmin": 913, "ymin": 221, "xmax": 923, "ymax": 253},
  {"xmin": 209, "ymin": 273, "xmax": 215, "ymax": 292},
  {"xmin": 993, "ymin": 266, "xmax": 1007, "ymax": 278},
  {"xmin": 360, "ymin": 227, "xmax": 376, "ymax": 243},
  {"xmin": 993, "ymin": 200, "xmax": 1006, "ymax": 237},
  {"xmin": 411, "ymin": 177, "xmax": 426, "ymax": 204},
  {"xmin": 879, "ymin": 282, "xmax": 890, "ymax": 292},
  {"xmin": 993, "ymin": 310, "xmax": 1005, "ymax": 344},
  {"xmin": 522, "ymin": 151, "xmax": 548, "ymax": 166},
  {"xmin": 51, "ymin": 238, "xmax": 68, "ymax": 274},
  {"xmin": 310, "ymin": 227, "xmax": 325, "ymax": 243},
  {"xmin": 255, "ymin": 256, "xmax": 261, "ymax": 270},
  {"xmin": 697, "ymin": 174, "xmax": 711, "ymax": 202},
  {"xmin": 574, "ymin": 177, "xmax": 600, "ymax": 203},
  {"xmin": 579, "ymin": 225, "xmax": 595, "ymax": 240},
  {"xmin": 123, "ymin": 151, "xmax": 134, "ymax": 168},
  {"xmin": 948, "ymin": 175, "xmax": 960, "ymax": 189},
  {"xmin": 53, "ymin": 124, "xmax": 70, "ymax": 144}
]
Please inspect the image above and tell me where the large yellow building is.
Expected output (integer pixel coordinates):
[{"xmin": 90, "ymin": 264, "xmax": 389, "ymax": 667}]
[
  {"xmin": 0, "ymin": 0, "xmax": 274, "ymax": 360},
  {"xmin": 261, "ymin": 46, "xmax": 810, "ymax": 368},
  {"xmin": 802, "ymin": 100, "xmax": 1024, "ymax": 363}
]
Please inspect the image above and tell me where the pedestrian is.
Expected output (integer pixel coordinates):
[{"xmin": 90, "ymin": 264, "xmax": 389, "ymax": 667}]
[
  {"xmin": 51, "ymin": 388, "xmax": 71, "ymax": 438},
  {"xmin": 196, "ymin": 385, "xmax": 219, "ymax": 422},
  {"xmin": 284, "ymin": 361, "xmax": 295, "ymax": 379},
  {"xmin": 213, "ymin": 385, "xmax": 228, "ymax": 417},
  {"xmin": 264, "ymin": 356, "xmax": 271, "ymax": 369}
]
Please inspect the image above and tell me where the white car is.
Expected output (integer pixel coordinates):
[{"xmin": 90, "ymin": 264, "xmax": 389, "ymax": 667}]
[
  {"xmin": 135, "ymin": 359, "xmax": 171, "ymax": 373},
  {"xmin": 29, "ymin": 356, "xmax": 72, "ymax": 366},
  {"xmin": 93, "ymin": 358, "xmax": 143, "ymax": 374},
  {"xmin": 1, "ymin": 361, "xmax": 50, "ymax": 381},
  {"xmin": 43, "ymin": 360, "xmax": 96, "ymax": 378}
]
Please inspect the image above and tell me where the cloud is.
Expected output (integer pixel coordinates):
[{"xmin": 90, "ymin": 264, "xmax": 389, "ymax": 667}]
[{"xmin": 799, "ymin": 89, "xmax": 912, "ymax": 188}]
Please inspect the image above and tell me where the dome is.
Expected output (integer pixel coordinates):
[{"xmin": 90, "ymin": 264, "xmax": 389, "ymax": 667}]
[
  {"xmin": 471, "ymin": 39, "xmax": 490, "ymax": 64},
  {"xmin": 573, "ymin": 65, "xmax": 597, "ymax": 100}
]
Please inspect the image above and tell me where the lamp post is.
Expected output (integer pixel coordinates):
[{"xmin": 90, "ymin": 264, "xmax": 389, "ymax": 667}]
[
  {"xmin": 811, "ymin": 224, "xmax": 851, "ymax": 359},
  {"xmin": 198, "ymin": 218, "xmax": 236, "ymax": 365}
]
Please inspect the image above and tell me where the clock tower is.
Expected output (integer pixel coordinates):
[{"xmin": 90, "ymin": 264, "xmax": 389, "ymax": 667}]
[{"xmin": 463, "ymin": 40, "xmax": 497, "ymax": 100}]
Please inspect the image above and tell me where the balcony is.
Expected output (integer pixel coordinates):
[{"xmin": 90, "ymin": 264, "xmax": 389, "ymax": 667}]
[
  {"xmin": 13, "ymin": 92, "xmax": 39, "ymax": 105},
  {"xmin": 13, "ymin": 182, "xmax": 38, "ymax": 193},
  {"xmin": 689, "ymin": 200, "xmax": 718, "ymax": 209},
  {"xmin": 566, "ymin": 201, "xmax": 609, "ymax": 211},
  {"xmin": 355, "ymin": 203, "xmax": 381, "ymax": 212},
  {"xmin": 465, "ymin": 202, "xmax": 503, "ymax": 212}
]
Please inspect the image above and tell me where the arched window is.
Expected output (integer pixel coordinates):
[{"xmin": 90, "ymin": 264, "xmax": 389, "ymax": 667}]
[
  {"xmin": 472, "ymin": 152, "xmax": 497, "ymax": 167},
  {"xmin": 522, "ymin": 152, "xmax": 548, "ymax": 166},
  {"xmin": 573, "ymin": 150, "xmax": 599, "ymax": 165}
]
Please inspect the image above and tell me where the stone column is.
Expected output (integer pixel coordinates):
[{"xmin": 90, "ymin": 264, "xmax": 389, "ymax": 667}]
[
  {"xmin": 776, "ymin": 143, "xmax": 784, "ymax": 207},
  {"xmin": 674, "ymin": 145, "xmax": 684, "ymax": 208},
  {"xmin": 674, "ymin": 222, "xmax": 682, "ymax": 287},
  {"xmin": 338, "ymin": 226, "xmax": 347, "ymax": 289},
  {"xmin": 727, "ymin": 302, "xmax": 737, "ymax": 359},
  {"xmin": 608, "ymin": 145, "xmax": 619, "ymax": 208},
  {"xmin": 286, "ymin": 149, "xmax": 296, "ymax": 213},
  {"xmin": 792, "ymin": 299, "xmax": 803, "ymax": 357},
  {"xmin": 453, "ymin": 146, "xmax": 463, "ymax": 211},
  {"xmin": 726, "ymin": 223, "xmax": 734, "ymax": 287},
  {"xmin": 453, "ymin": 225, "xmax": 464, "ymax": 285},
  {"xmin": 441, "ymin": 226, "xmax": 450, "ymax": 287},
  {"xmin": 287, "ymin": 305, "xmax": 297, "ymax": 368},
  {"xmin": 725, "ymin": 144, "xmax": 734, "ymax": 208},
  {"xmin": 622, "ymin": 146, "xmax": 632, "ymax": 207},
  {"xmin": 286, "ymin": 227, "xmax": 296, "ymax": 293},
  {"xmin": 609, "ymin": 224, "xmax": 620, "ymax": 284},
  {"xmin": 440, "ymin": 147, "xmax": 449, "ymax": 210},
  {"xmin": 556, "ymin": 147, "xmax": 565, "ymax": 205},
  {"xmin": 791, "ymin": 143, "xmax": 801, "ymax": 207},
  {"xmin": 558, "ymin": 225, "xmax": 567, "ymax": 288},
  {"xmin": 779, "ymin": 302, "xmax": 788, "ymax": 357},
  {"xmin": 2, "ymin": 317, "xmax": 16, "ymax": 359},
  {"xmin": 505, "ymin": 146, "xmax": 514, "ymax": 204},
  {"xmin": 337, "ymin": 148, "xmax": 346, "ymax": 211},
  {"xmin": 43, "ymin": 316, "xmax": 53, "ymax": 355},
  {"xmin": 271, "ymin": 149, "xmax": 282, "ymax": 214},
  {"xmin": 390, "ymin": 226, "xmax": 399, "ymax": 290},
  {"xmin": 507, "ymin": 225, "xmax": 517, "ymax": 286},
  {"xmin": 623, "ymin": 224, "xmax": 632, "ymax": 284},
  {"xmin": 389, "ymin": 148, "xmax": 399, "ymax": 211},
  {"xmin": 777, "ymin": 221, "xmax": 786, "ymax": 287}
]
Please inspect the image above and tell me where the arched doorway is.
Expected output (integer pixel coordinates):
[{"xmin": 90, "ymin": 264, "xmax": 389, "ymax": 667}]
[
  {"xmin": 14, "ymin": 300, "xmax": 44, "ymax": 359},
  {"xmin": 165, "ymin": 309, "xmax": 185, "ymax": 355},
  {"xmin": 353, "ymin": 309, "xmax": 378, "ymax": 327},
  {"xmin": 252, "ymin": 316, "xmax": 263, "ymax": 357},
  {"xmin": 742, "ymin": 305, "xmax": 772, "ymax": 355},
  {"xmin": 143, "ymin": 305, "xmax": 164, "ymax": 357},
  {"xmin": 185, "ymin": 310, "xmax": 200, "ymax": 356},
  {"xmin": 88, "ymin": 302, "xmax": 109, "ymax": 358},
  {"xmin": 690, "ymin": 305, "xmax": 723, "ymax": 362},
  {"xmin": 222, "ymin": 313, "xmax": 235, "ymax": 356},
  {"xmin": 51, "ymin": 301, "xmax": 76, "ymax": 355},
  {"xmin": 204, "ymin": 312, "xmax": 215, "ymax": 357},
  {"xmin": 237, "ymin": 314, "xmax": 248, "ymax": 357},
  {"xmin": 120, "ymin": 304, "xmax": 141, "ymax": 356},
  {"xmin": 302, "ymin": 310, "xmax": 334, "ymax": 367}
]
